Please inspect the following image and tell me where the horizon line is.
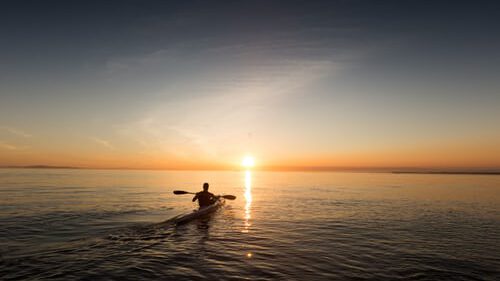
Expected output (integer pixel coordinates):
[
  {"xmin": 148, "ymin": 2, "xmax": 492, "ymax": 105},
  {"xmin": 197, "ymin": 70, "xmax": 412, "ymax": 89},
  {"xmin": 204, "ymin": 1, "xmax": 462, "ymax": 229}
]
[{"xmin": 1, "ymin": 165, "xmax": 499, "ymax": 175}]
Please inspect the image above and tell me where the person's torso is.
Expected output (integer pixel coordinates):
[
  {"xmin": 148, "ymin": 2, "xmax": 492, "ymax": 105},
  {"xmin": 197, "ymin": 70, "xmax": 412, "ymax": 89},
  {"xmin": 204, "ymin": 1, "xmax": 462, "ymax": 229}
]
[{"xmin": 197, "ymin": 191, "xmax": 214, "ymax": 207}]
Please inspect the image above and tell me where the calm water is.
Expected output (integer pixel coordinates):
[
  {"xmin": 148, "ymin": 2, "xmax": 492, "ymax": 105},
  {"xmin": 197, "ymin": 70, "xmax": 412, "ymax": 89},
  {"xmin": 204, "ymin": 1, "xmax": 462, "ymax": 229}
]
[{"xmin": 0, "ymin": 169, "xmax": 499, "ymax": 280}]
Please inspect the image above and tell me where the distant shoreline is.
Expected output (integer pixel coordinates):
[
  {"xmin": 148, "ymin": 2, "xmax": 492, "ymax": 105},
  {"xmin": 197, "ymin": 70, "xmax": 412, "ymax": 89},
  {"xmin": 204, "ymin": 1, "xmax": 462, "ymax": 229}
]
[
  {"xmin": 391, "ymin": 171, "xmax": 500, "ymax": 175},
  {"xmin": 2, "ymin": 165, "xmax": 82, "ymax": 169},
  {"xmin": 0, "ymin": 165, "xmax": 499, "ymax": 175}
]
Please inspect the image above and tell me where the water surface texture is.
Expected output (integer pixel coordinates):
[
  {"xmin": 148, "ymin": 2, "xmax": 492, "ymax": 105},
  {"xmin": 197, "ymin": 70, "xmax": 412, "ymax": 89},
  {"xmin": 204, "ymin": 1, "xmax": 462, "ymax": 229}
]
[{"xmin": 1, "ymin": 169, "xmax": 499, "ymax": 280}]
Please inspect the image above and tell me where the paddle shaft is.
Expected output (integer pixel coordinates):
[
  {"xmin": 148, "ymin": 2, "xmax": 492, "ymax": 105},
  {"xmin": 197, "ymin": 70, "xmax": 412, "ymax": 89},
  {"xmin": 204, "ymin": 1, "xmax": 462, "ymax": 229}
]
[
  {"xmin": 173, "ymin": 190, "xmax": 236, "ymax": 200},
  {"xmin": 173, "ymin": 190, "xmax": 196, "ymax": 195}
]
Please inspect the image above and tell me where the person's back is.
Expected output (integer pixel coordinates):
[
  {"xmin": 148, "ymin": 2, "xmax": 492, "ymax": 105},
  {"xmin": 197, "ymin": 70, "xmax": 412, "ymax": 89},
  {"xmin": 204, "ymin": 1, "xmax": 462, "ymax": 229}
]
[{"xmin": 192, "ymin": 183, "xmax": 215, "ymax": 207}]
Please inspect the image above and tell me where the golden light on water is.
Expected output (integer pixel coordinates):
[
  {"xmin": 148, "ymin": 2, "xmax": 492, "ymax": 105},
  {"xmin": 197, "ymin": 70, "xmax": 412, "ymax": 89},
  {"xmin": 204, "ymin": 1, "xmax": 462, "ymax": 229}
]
[{"xmin": 243, "ymin": 170, "xmax": 252, "ymax": 233}]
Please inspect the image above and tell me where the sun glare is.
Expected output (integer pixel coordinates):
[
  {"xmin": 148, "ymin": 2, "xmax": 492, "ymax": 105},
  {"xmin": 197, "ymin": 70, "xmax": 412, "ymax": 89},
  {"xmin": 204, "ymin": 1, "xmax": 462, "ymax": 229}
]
[{"xmin": 242, "ymin": 155, "xmax": 255, "ymax": 168}]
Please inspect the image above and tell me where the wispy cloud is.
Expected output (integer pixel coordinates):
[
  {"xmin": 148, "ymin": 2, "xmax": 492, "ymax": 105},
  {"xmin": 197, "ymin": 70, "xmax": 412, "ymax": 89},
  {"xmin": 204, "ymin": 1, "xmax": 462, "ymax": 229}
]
[
  {"xmin": 114, "ymin": 115, "xmax": 218, "ymax": 161},
  {"xmin": 90, "ymin": 137, "xmax": 115, "ymax": 150},
  {"xmin": 101, "ymin": 30, "xmax": 353, "ymax": 162},
  {"xmin": 0, "ymin": 141, "xmax": 29, "ymax": 151},
  {"xmin": 0, "ymin": 126, "xmax": 32, "ymax": 138},
  {"xmin": 110, "ymin": 51, "xmax": 340, "ymax": 161}
]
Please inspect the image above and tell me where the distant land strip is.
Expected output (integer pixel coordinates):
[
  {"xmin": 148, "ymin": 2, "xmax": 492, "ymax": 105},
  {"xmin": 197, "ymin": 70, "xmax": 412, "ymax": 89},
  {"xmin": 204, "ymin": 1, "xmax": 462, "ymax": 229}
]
[
  {"xmin": 391, "ymin": 171, "xmax": 500, "ymax": 175},
  {"xmin": 2, "ymin": 165, "xmax": 83, "ymax": 169}
]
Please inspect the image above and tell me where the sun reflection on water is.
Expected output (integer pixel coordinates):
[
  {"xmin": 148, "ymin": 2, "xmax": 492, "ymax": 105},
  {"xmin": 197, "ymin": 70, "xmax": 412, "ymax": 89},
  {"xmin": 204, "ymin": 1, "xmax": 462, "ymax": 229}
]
[{"xmin": 243, "ymin": 170, "xmax": 252, "ymax": 233}]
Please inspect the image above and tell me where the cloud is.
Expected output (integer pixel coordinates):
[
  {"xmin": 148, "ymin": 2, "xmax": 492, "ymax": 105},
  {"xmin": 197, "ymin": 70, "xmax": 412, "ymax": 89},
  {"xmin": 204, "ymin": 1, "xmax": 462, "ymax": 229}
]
[
  {"xmin": 0, "ymin": 141, "xmax": 29, "ymax": 151},
  {"xmin": 114, "ymin": 115, "xmax": 218, "ymax": 160},
  {"xmin": 90, "ymin": 137, "xmax": 115, "ymax": 150},
  {"xmin": 0, "ymin": 126, "xmax": 32, "ymax": 138},
  {"xmin": 102, "ymin": 30, "xmax": 353, "ymax": 162},
  {"xmin": 110, "ymin": 53, "xmax": 340, "ymax": 161}
]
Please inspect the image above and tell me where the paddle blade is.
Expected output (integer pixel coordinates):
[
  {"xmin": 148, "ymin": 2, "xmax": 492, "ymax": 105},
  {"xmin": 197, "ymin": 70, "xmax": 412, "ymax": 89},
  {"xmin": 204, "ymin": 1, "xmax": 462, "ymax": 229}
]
[
  {"xmin": 222, "ymin": 195, "xmax": 236, "ymax": 200},
  {"xmin": 173, "ymin": 190, "xmax": 189, "ymax": 195}
]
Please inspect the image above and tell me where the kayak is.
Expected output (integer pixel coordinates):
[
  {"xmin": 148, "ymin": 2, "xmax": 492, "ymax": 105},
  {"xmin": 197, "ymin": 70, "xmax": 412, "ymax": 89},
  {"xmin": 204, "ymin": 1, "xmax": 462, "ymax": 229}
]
[{"xmin": 174, "ymin": 196, "xmax": 224, "ymax": 225}]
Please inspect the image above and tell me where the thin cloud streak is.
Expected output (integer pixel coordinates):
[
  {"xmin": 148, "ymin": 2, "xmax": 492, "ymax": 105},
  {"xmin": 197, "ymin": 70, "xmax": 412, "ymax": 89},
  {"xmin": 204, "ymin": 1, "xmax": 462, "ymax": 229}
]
[
  {"xmin": 0, "ymin": 141, "xmax": 29, "ymax": 151},
  {"xmin": 89, "ymin": 137, "xmax": 115, "ymax": 150},
  {"xmin": 0, "ymin": 126, "xmax": 32, "ymax": 138}
]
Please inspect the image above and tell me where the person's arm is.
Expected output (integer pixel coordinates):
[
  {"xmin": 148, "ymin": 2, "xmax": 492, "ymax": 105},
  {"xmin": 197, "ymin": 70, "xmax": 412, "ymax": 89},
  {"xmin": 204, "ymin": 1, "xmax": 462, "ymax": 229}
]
[{"xmin": 192, "ymin": 193, "xmax": 198, "ymax": 202}]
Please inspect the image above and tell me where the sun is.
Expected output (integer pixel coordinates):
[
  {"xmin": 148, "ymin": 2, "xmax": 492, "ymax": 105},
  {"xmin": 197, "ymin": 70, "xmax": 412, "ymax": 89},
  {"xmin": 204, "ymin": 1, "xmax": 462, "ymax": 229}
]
[{"xmin": 241, "ymin": 155, "xmax": 255, "ymax": 168}]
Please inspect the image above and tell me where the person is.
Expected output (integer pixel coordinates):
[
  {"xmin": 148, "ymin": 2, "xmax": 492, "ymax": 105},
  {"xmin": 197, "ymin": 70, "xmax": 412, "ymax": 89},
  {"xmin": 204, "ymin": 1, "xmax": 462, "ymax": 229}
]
[{"xmin": 192, "ymin": 182, "xmax": 216, "ymax": 207}]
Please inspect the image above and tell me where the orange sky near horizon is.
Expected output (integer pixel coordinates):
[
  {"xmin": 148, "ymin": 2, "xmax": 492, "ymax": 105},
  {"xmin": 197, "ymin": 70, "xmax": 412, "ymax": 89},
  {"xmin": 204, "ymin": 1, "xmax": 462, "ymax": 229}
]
[{"xmin": 2, "ymin": 134, "xmax": 499, "ymax": 171}]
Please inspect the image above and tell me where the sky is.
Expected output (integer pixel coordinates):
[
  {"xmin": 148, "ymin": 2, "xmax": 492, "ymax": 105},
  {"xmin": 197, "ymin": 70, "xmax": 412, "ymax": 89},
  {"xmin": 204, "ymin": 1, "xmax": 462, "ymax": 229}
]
[{"xmin": 1, "ymin": 0, "xmax": 500, "ymax": 171}]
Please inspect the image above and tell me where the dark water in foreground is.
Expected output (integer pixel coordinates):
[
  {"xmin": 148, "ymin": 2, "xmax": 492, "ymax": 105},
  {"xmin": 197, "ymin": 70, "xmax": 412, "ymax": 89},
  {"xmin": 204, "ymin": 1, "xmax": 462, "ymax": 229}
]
[{"xmin": 0, "ymin": 169, "xmax": 499, "ymax": 280}]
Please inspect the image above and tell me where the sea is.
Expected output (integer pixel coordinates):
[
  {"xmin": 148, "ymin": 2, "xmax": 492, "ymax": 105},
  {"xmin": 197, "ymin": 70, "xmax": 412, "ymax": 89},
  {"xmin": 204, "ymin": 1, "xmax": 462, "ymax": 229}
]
[{"xmin": 0, "ymin": 169, "xmax": 499, "ymax": 280}]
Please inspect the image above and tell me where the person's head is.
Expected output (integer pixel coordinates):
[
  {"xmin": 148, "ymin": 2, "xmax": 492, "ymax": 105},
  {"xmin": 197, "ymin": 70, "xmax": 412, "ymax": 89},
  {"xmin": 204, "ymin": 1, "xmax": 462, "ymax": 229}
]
[{"xmin": 203, "ymin": 182, "xmax": 209, "ymax": 191}]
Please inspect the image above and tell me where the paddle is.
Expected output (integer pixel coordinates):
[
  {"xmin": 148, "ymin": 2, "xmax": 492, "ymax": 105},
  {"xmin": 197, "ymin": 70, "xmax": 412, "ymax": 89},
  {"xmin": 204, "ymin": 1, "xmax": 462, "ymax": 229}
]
[
  {"xmin": 173, "ymin": 190, "xmax": 236, "ymax": 200},
  {"xmin": 173, "ymin": 190, "xmax": 195, "ymax": 195}
]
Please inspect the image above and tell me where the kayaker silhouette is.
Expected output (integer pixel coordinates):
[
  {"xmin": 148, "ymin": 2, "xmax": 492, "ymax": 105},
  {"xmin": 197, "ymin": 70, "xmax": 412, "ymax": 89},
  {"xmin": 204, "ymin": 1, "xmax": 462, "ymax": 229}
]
[{"xmin": 192, "ymin": 182, "xmax": 216, "ymax": 207}]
